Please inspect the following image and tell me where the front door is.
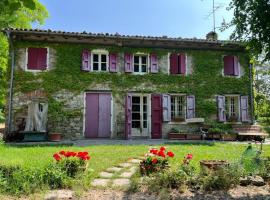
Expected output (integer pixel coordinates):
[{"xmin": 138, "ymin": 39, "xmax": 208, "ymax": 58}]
[
  {"xmin": 131, "ymin": 95, "xmax": 149, "ymax": 137},
  {"xmin": 85, "ymin": 93, "xmax": 111, "ymax": 138}
]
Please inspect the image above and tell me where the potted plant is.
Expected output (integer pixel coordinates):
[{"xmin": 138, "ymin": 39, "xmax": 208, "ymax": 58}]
[
  {"xmin": 48, "ymin": 132, "xmax": 62, "ymax": 142},
  {"xmin": 168, "ymin": 128, "xmax": 186, "ymax": 140},
  {"xmin": 208, "ymin": 127, "xmax": 223, "ymax": 140},
  {"xmin": 200, "ymin": 160, "xmax": 229, "ymax": 171},
  {"xmin": 221, "ymin": 130, "xmax": 238, "ymax": 141},
  {"xmin": 186, "ymin": 133, "xmax": 202, "ymax": 140}
]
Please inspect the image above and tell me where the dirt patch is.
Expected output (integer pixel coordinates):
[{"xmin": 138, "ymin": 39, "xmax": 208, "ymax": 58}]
[{"xmin": 81, "ymin": 185, "xmax": 270, "ymax": 200}]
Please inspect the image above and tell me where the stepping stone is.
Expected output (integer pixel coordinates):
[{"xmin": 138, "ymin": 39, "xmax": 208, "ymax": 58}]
[
  {"xmin": 128, "ymin": 159, "xmax": 142, "ymax": 164},
  {"xmin": 128, "ymin": 166, "xmax": 138, "ymax": 173},
  {"xmin": 119, "ymin": 172, "xmax": 133, "ymax": 178},
  {"xmin": 44, "ymin": 190, "xmax": 74, "ymax": 200},
  {"xmin": 112, "ymin": 178, "xmax": 130, "ymax": 187},
  {"xmin": 106, "ymin": 167, "xmax": 122, "ymax": 172},
  {"xmin": 99, "ymin": 171, "xmax": 114, "ymax": 178},
  {"xmin": 119, "ymin": 162, "xmax": 133, "ymax": 168},
  {"xmin": 91, "ymin": 179, "xmax": 110, "ymax": 187}
]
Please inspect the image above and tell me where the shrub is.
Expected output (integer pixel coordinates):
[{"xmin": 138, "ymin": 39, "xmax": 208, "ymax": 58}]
[
  {"xmin": 53, "ymin": 150, "xmax": 90, "ymax": 177},
  {"xmin": 199, "ymin": 164, "xmax": 242, "ymax": 191},
  {"xmin": 140, "ymin": 146, "xmax": 174, "ymax": 175}
]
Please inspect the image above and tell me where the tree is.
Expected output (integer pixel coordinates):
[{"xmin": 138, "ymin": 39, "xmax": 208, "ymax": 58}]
[
  {"xmin": 225, "ymin": 0, "xmax": 270, "ymax": 61},
  {"xmin": 0, "ymin": 0, "xmax": 48, "ymax": 122}
]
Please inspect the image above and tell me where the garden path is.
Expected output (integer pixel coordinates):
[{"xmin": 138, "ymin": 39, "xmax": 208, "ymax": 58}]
[{"xmin": 91, "ymin": 158, "xmax": 143, "ymax": 188}]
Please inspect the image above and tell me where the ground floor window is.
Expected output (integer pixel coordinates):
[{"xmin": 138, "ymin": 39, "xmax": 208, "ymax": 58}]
[
  {"xmin": 131, "ymin": 96, "xmax": 148, "ymax": 128},
  {"xmin": 171, "ymin": 95, "xmax": 186, "ymax": 122},
  {"xmin": 225, "ymin": 96, "xmax": 239, "ymax": 122}
]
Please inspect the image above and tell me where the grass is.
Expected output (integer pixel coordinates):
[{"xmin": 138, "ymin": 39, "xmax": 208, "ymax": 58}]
[
  {"xmin": 0, "ymin": 142, "xmax": 270, "ymax": 196},
  {"xmin": 1, "ymin": 143, "xmax": 270, "ymax": 173}
]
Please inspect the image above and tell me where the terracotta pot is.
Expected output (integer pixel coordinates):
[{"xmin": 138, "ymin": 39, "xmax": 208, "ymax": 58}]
[
  {"xmin": 186, "ymin": 134, "xmax": 202, "ymax": 140},
  {"xmin": 168, "ymin": 133, "xmax": 186, "ymax": 140},
  {"xmin": 48, "ymin": 133, "xmax": 62, "ymax": 142},
  {"xmin": 200, "ymin": 160, "xmax": 229, "ymax": 171}
]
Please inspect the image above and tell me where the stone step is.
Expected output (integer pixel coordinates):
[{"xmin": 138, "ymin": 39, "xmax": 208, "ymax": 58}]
[{"xmin": 91, "ymin": 179, "xmax": 110, "ymax": 187}]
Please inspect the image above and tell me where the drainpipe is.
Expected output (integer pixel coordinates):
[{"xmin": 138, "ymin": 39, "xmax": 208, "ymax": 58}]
[
  {"xmin": 249, "ymin": 63, "xmax": 255, "ymax": 124},
  {"xmin": 5, "ymin": 30, "xmax": 15, "ymax": 135}
]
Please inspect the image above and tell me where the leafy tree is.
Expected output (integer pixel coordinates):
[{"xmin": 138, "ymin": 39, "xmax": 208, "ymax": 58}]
[
  {"xmin": 0, "ymin": 0, "xmax": 48, "ymax": 122},
  {"xmin": 225, "ymin": 0, "xmax": 270, "ymax": 61}
]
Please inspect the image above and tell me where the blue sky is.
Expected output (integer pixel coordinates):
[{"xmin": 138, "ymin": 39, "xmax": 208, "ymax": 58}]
[{"xmin": 34, "ymin": 0, "xmax": 234, "ymax": 40}]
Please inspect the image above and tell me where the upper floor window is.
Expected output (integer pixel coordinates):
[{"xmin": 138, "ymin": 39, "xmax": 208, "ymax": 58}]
[
  {"xmin": 92, "ymin": 50, "xmax": 108, "ymax": 72},
  {"xmin": 26, "ymin": 48, "xmax": 48, "ymax": 71},
  {"xmin": 134, "ymin": 55, "xmax": 148, "ymax": 74},
  {"xmin": 223, "ymin": 55, "xmax": 240, "ymax": 76},
  {"xmin": 170, "ymin": 53, "xmax": 186, "ymax": 75}
]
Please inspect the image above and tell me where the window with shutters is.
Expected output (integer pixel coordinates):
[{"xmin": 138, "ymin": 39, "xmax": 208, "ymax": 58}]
[
  {"xmin": 223, "ymin": 55, "xmax": 240, "ymax": 76},
  {"xmin": 171, "ymin": 95, "xmax": 186, "ymax": 122},
  {"xmin": 26, "ymin": 47, "xmax": 48, "ymax": 71},
  {"xmin": 92, "ymin": 50, "xmax": 108, "ymax": 72},
  {"xmin": 133, "ymin": 54, "xmax": 148, "ymax": 74},
  {"xmin": 169, "ymin": 53, "xmax": 186, "ymax": 75},
  {"xmin": 225, "ymin": 96, "xmax": 240, "ymax": 122}
]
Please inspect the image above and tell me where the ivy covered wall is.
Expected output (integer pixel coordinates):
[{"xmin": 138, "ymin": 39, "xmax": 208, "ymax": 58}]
[{"xmin": 10, "ymin": 41, "xmax": 251, "ymax": 137}]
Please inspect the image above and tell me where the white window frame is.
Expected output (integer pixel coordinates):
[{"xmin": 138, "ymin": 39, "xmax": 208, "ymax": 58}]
[
  {"xmin": 133, "ymin": 53, "xmax": 149, "ymax": 75},
  {"xmin": 225, "ymin": 95, "xmax": 240, "ymax": 121},
  {"xmin": 25, "ymin": 47, "xmax": 49, "ymax": 72},
  {"xmin": 91, "ymin": 49, "xmax": 109, "ymax": 72},
  {"xmin": 170, "ymin": 94, "xmax": 186, "ymax": 122}
]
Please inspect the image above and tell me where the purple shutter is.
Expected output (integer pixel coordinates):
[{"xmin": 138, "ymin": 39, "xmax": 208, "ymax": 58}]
[
  {"xmin": 124, "ymin": 53, "xmax": 133, "ymax": 72},
  {"xmin": 150, "ymin": 53, "xmax": 158, "ymax": 73},
  {"xmin": 241, "ymin": 96, "xmax": 249, "ymax": 122},
  {"xmin": 217, "ymin": 95, "xmax": 226, "ymax": 122},
  {"xmin": 109, "ymin": 53, "xmax": 118, "ymax": 72},
  {"xmin": 162, "ymin": 94, "xmax": 171, "ymax": 122},
  {"xmin": 27, "ymin": 48, "xmax": 38, "ymax": 70},
  {"xmin": 224, "ymin": 55, "xmax": 234, "ymax": 75},
  {"xmin": 233, "ymin": 56, "xmax": 240, "ymax": 76},
  {"xmin": 179, "ymin": 53, "xmax": 186, "ymax": 74},
  {"xmin": 170, "ymin": 53, "xmax": 178, "ymax": 74},
  {"xmin": 37, "ymin": 48, "xmax": 47, "ymax": 70},
  {"xmin": 186, "ymin": 95, "xmax": 195, "ymax": 119},
  {"xmin": 151, "ymin": 94, "xmax": 162, "ymax": 139},
  {"xmin": 125, "ymin": 93, "xmax": 132, "ymax": 139},
  {"xmin": 81, "ymin": 50, "xmax": 91, "ymax": 71}
]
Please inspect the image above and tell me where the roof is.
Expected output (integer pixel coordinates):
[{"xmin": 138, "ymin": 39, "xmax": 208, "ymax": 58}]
[{"xmin": 3, "ymin": 28, "xmax": 245, "ymax": 51}]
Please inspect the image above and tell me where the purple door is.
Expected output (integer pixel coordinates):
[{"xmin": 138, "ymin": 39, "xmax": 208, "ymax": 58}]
[
  {"xmin": 151, "ymin": 94, "xmax": 162, "ymax": 139},
  {"xmin": 85, "ymin": 93, "xmax": 111, "ymax": 138}
]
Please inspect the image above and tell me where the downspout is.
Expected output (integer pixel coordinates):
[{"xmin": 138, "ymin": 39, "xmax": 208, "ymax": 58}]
[
  {"xmin": 249, "ymin": 63, "xmax": 255, "ymax": 124},
  {"xmin": 5, "ymin": 30, "xmax": 15, "ymax": 135}
]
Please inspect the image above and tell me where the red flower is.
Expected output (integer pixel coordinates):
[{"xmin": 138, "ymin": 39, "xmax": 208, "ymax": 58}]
[
  {"xmin": 150, "ymin": 149, "xmax": 158, "ymax": 155},
  {"xmin": 160, "ymin": 146, "xmax": 166, "ymax": 151},
  {"xmin": 53, "ymin": 153, "xmax": 61, "ymax": 161},
  {"xmin": 152, "ymin": 158, "xmax": 158, "ymax": 164},
  {"xmin": 167, "ymin": 151, "xmax": 174, "ymax": 158},
  {"xmin": 186, "ymin": 153, "xmax": 193, "ymax": 160},
  {"xmin": 59, "ymin": 150, "xmax": 66, "ymax": 156},
  {"xmin": 158, "ymin": 150, "xmax": 166, "ymax": 158}
]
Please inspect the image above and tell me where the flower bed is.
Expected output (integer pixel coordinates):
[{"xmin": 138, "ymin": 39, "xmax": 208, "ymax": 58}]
[{"xmin": 140, "ymin": 146, "xmax": 174, "ymax": 175}]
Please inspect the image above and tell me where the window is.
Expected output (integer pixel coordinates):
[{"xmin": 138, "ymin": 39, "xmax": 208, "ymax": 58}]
[
  {"xmin": 170, "ymin": 53, "xmax": 186, "ymax": 75},
  {"xmin": 171, "ymin": 95, "xmax": 186, "ymax": 121},
  {"xmin": 223, "ymin": 55, "xmax": 240, "ymax": 76},
  {"xmin": 26, "ymin": 48, "xmax": 48, "ymax": 71},
  {"xmin": 131, "ymin": 96, "xmax": 148, "ymax": 128},
  {"xmin": 225, "ymin": 96, "xmax": 239, "ymax": 121},
  {"xmin": 92, "ymin": 51, "xmax": 108, "ymax": 71},
  {"xmin": 134, "ymin": 55, "xmax": 148, "ymax": 74}
]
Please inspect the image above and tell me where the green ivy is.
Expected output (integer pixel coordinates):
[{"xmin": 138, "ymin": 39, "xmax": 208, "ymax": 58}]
[{"xmin": 13, "ymin": 41, "xmax": 251, "ymax": 122}]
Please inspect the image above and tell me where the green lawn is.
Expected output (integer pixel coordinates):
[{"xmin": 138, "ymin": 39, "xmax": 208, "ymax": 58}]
[{"xmin": 1, "ymin": 143, "xmax": 270, "ymax": 173}]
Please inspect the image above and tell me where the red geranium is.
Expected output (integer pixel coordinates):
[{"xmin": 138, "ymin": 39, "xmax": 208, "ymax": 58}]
[
  {"xmin": 152, "ymin": 158, "xmax": 158, "ymax": 164},
  {"xmin": 186, "ymin": 153, "xmax": 193, "ymax": 160},
  {"xmin": 150, "ymin": 149, "xmax": 158, "ymax": 155},
  {"xmin": 53, "ymin": 153, "xmax": 61, "ymax": 161},
  {"xmin": 167, "ymin": 151, "xmax": 174, "ymax": 158},
  {"xmin": 158, "ymin": 150, "xmax": 166, "ymax": 158},
  {"xmin": 160, "ymin": 146, "xmax": 166, "ymax": 151},
  {"xmin": 59, "ymin": 150, "xmax": 66, "ymax": 156}
]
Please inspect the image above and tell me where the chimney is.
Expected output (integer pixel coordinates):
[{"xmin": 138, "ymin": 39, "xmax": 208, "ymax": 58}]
[{"xmin": 206, "ymin": 31, "xmax": 218, "ymax": 40}]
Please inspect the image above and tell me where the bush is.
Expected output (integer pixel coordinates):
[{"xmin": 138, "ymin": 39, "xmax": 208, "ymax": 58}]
[{"xmin": 199, "ymin": 164, "xmax": 242, "ymax": 191}]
